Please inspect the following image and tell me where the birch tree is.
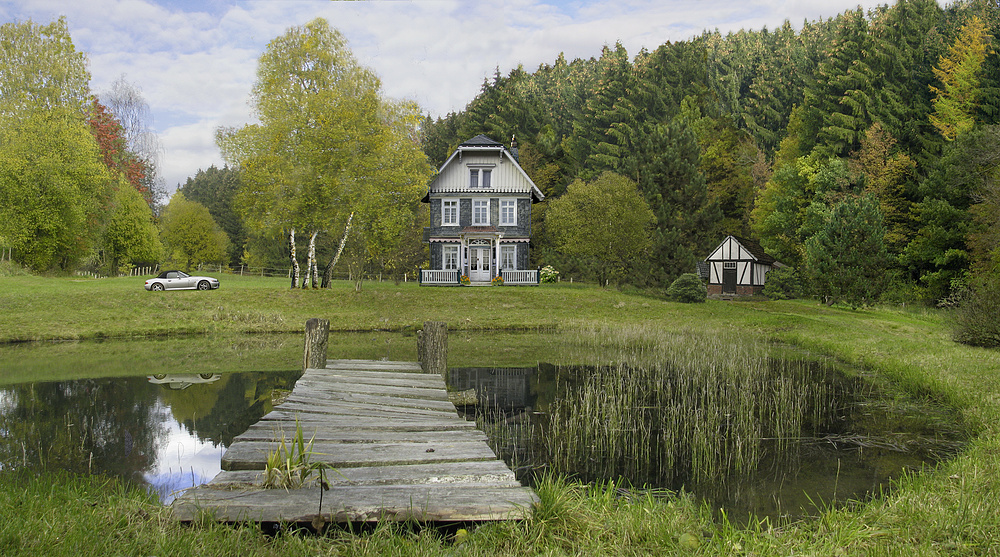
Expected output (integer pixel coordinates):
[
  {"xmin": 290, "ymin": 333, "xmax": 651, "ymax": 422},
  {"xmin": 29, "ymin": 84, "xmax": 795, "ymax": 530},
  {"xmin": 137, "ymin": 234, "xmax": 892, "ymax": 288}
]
[{"xmin": 218, "ymin": 18, "xmax": 430, "ymax": 289}]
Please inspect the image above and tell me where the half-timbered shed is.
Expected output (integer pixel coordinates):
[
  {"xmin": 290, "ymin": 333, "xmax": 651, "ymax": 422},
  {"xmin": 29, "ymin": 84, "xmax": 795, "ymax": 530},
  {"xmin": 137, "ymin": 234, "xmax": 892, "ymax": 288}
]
[
  {"xmin": 420, "ymin": 135, "xmax": 545, "ymax": 285},
  {"xmin": 702, "ymin": 235, "xmax": 781, "ymax": 297}
]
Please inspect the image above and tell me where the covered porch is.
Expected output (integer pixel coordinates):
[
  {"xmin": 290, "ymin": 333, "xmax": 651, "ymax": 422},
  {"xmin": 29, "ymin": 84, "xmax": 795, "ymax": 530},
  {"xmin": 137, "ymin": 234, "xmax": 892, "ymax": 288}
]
[{"xmin": 421, "ymin": 230, "xmax": 538, "ymax": 286}]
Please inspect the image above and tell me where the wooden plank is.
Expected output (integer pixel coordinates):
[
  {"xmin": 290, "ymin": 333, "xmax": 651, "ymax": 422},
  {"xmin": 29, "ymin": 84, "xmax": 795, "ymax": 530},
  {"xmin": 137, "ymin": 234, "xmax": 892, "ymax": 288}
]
[
  {"xmin": 293, "ymin": 379, "xmax": 451, "ymax": 401},
  {"xmin": 234, "ymin": 425, "xmax": 487, "ymax": 444},
  {"xmin": 283, "ymin": 391, "xmax": 458, "ymax": 412},
  {"xmin": 172, "ymin": 484, "xmax": 537, "ymax": 523},
  {"xmin": 209, "ymin": 460, "xmax": 519, "ymax": 487},
  {"xmin": 323, "ymin": 360, "xmax": 424, "ymax": 373},
  {"xmin": 281, "ymin": 400, "xmax": 456, "ymax": 419},
  {"xmin": 222, "ymin": 440, "xmax": 498, "ymax": 470},
  {"xmin": 277, "ymin": 400, "xmax": 456, "ymax": 420},
  {"xmin": 299, "ymin": 371, "xmax": 443, "ymax": 388},
  {"xmin": 239, "ymin": 418, "xmax": 477, "ymax": 435},
  {"xmin": 256, "ymin": 411, "xmax": 478, "ymax": 431}
]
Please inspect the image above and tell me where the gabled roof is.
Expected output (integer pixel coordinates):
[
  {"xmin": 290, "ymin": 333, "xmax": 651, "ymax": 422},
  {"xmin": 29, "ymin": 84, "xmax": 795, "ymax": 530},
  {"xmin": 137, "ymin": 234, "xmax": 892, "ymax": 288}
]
[
  {"xmin": 424, "ymin": 135, "xmax": 545, "ymax": 202},
  {"xmin": 706, "ymin": 235, "xmax": 777, "ymax": 265}
]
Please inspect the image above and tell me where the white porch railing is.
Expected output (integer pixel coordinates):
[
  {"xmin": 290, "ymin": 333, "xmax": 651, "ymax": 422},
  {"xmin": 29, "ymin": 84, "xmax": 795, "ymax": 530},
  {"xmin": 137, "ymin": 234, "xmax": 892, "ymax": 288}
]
[
  {"xmin": 420, "ymin": 269, "xmax": 459, "ymax": 285},
  {"xmin": 501, "ymin": 269, "xmax": 539, "ymax": 285}
]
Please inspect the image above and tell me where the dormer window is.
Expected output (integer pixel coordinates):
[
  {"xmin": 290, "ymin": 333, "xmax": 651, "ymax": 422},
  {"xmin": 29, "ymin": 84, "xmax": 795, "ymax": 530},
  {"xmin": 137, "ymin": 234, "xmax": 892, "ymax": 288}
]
[{"xmin": 469, "ymin": 166, "xmax": 493, "ymax": 188}]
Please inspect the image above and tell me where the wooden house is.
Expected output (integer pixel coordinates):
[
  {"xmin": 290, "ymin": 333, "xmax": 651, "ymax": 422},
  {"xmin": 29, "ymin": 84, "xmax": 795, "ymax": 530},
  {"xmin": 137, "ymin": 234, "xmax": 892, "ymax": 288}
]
[
  {"xmin": 420, "ymin": 135, "xmax": 545, "ymax": 285},
  {"xmin": 701, "ymin": 235, "xmax": 781, "ymax": 297}
]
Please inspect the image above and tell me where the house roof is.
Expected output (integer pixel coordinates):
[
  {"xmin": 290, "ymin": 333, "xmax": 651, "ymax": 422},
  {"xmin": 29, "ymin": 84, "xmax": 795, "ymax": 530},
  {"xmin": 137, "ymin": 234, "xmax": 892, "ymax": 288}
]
[
  {"xmin": 423, "ymin": 135, "xmax": 545, "ymax": 202},
  {"xmin": 460, "ymin": 135, "xmax": 503, "ymax": 148}
]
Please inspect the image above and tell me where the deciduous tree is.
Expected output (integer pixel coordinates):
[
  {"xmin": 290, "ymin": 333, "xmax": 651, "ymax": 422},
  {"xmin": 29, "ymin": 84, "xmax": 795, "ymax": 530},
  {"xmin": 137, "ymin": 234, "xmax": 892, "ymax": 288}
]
[
  {"xmin": 929, "ymin": 15, "xmax": 994, "ymax": 140},
  {"xmin": 159, "ymin": 193, "xmax": 229, "ymax": 271},
  {"xmin": 0, "ymin": 17, "xmax": 90, "ymax": 115},
  {"xmin": 0, "ymin": 108, "xmax": 113, "ymax": 271},
  {"xmin": 546, "ymin": 172, "xmax": 655, "ymax": 286},
  {"xmin": 100, "ymin": 183, "xmax": 162, "ymax": 274}
]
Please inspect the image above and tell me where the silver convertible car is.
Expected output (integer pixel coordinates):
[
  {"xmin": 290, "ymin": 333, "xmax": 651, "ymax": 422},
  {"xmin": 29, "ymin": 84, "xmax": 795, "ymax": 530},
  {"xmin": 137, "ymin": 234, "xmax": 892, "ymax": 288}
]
[{"xmin": 144, "ymin": 270, "xmax": 220, "ymax": 291}]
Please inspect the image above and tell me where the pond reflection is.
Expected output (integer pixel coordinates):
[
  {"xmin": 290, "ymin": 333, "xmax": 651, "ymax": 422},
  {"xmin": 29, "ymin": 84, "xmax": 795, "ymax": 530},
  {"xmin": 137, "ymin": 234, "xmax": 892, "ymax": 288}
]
[
  {"xmin": 450, "ymin": 362, "xmax": 967, "ymax": 524},
  {"xmin": 0, "ymin": 371, "xmax": 300, "ymax": 503}
]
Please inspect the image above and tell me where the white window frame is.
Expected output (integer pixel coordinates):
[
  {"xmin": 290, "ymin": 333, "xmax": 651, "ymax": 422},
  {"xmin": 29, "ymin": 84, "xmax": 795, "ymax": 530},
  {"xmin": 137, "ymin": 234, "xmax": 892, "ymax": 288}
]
[
  {"xmin": 500, "ymin": 245, "xmax": 517, "ymax": 270},
  {"xmin": 473, "ymin": 199, "xmax": 490, "ymax": 225},
  {"xmin": 468, "ymin": 166, "xmax": 494, "ymax": 188},
  {"xmin": 441, "ymin": 199, "xmax": 458, "ymax": 226},
  {"xmin": 442, "ymin": 245, "xmax": 459, "ymax": 270},
  {"xmin": 499, "ymin": 198, "xmax": 517, "ymax": 226}
]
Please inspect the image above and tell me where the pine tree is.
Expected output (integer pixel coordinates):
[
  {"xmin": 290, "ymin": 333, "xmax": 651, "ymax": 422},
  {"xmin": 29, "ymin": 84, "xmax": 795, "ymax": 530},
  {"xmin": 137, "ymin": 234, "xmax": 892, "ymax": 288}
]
[
  {"xmin": 625, "ymin": 117, "xmax": 721, "ymax": 288},
  {"xmin": 807, "ymin": 8, "xmax": 877, "ymax": 158}
]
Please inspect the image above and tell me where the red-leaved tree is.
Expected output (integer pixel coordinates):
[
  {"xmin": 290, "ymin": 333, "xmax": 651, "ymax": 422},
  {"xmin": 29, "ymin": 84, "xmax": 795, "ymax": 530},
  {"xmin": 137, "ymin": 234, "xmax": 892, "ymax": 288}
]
[{"xmin": 87, "ymin": 99, "xmax": 152, "ymax": 204}]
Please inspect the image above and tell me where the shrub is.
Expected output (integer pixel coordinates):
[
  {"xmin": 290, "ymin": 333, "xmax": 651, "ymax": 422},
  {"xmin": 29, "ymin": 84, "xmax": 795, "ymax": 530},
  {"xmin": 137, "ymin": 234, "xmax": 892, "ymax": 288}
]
[
  {"xmin": 763, "ymin": 266, "xmax": 804, "ymax": 300},
  {"xmin": 667, "ymin": 273, "xmax": 707, "ymax": 303},
  {"xmin": 952, "ymin": 280, "xmax": 1000, "ymax": 347},
  {"xmin": 540, "ymin": 265, "xmax": 559, "ymax": 283}
]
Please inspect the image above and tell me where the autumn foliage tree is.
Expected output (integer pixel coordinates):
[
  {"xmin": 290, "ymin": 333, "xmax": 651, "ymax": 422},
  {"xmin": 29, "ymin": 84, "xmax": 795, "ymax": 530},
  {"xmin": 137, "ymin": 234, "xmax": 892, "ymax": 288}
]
[
  {"xmin": 88, "ymin": 100, "xmax": 149, "ymax": 197},
  {"xmin": 929, "ymin": 16, "xmax": 994, "ymax": 141}
]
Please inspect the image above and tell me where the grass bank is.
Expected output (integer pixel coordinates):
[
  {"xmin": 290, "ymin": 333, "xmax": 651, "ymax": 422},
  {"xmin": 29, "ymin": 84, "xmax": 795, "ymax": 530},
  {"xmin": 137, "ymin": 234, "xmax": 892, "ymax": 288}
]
[{"xmin": 2, "ymin": 274, "xmax": 999, "ymax": 555}]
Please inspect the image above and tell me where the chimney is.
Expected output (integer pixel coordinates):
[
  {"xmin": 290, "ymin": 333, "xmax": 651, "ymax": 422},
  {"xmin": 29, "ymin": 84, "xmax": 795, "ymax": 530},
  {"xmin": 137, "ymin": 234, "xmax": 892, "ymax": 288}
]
[{"xmin": 510, "ymin": 135, "xmax": 519, "ymax": 162}]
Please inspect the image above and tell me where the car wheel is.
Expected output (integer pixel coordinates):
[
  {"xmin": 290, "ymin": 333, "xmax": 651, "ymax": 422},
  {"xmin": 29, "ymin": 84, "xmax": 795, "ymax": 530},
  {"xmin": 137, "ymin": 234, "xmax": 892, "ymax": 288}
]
[
  {"xmin": 153, "ymin": 374, "xmax": 167, "ymax": 380},
  {"xmin": 199, "ymin": 373, "xmax": 215, "ymax": 380},
  {"xmin": 151, "ymin": 283, "xmax": 164, "ymax": 291},
  {"xmin": 198, "ymin": 280, "xmax": 210, "ymax": 290}
]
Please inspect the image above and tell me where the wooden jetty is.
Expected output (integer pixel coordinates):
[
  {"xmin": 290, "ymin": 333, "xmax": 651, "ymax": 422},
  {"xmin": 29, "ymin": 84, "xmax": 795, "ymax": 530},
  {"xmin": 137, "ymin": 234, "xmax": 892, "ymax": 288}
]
[{"xmin": 171, "ymin": 359, "xmax": 538, "ymax": 524}]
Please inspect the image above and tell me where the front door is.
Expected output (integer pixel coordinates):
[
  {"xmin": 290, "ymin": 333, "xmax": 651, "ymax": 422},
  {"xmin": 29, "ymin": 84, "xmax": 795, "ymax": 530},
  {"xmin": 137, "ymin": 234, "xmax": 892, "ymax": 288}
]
[
  {"xmin": 722, "ymin": 263, "xmax": 737, "ymax": 294},
  {"xmin": 469, "ymin": 247, "xmax": 491, "ymax": 282}
]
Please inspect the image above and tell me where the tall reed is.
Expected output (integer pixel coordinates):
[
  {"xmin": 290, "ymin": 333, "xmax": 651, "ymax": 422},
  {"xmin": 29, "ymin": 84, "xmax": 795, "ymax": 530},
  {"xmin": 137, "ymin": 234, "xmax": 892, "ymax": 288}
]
[{"xmin": 543, "ymin": 325, "xmax": 835, "ymax": 488}]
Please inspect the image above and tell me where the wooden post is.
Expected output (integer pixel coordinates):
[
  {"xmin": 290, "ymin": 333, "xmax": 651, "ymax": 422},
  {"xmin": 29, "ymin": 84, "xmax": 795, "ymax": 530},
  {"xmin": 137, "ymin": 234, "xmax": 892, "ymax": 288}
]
[
  {"xmin": 418, "ymin": 321, "xmax": 447, "ymax": 376},
  {"xmin": 303, "ymin": 318, "xmax": 329, "ymax": 370}
]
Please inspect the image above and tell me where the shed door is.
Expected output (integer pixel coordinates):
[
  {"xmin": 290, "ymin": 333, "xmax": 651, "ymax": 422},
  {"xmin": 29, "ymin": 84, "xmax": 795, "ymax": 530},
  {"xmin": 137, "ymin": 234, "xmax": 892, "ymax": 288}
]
[{"xmin": 722, "ymin": 262, "xmax": 737, "ymax": 294}]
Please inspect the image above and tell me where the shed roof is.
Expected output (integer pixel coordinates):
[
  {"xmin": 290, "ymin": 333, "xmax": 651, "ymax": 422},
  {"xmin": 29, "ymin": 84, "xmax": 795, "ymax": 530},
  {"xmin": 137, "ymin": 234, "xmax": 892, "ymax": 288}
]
[
  {"xmin": 732, "ymin": 236, "xmax": 776, "ymax": 265},
  {"xmin": 706, "ymin": 235, "xmax": 778, "ymax": 265}
]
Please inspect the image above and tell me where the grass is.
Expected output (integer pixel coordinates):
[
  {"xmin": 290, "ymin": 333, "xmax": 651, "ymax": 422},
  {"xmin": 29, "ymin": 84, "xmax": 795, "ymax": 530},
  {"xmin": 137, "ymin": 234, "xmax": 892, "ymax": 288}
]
[{"xmin": 2, "ymin": 274, "xmax": 1000, "ymax": 554}]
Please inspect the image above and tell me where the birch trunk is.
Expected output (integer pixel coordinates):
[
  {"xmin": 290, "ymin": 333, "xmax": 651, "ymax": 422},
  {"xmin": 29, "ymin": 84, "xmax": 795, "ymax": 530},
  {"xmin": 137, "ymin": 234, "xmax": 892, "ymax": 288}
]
[
  {"xmin": 289, "ymin": 228, "xmax": 299, "ymax": 289},
  {"xmin": 307, "ymin": 230, "xmax": 319, "ymax": 289},
  {"xmin": 321, "ymin": 212, "xmax": 354, "ymax": 288}
]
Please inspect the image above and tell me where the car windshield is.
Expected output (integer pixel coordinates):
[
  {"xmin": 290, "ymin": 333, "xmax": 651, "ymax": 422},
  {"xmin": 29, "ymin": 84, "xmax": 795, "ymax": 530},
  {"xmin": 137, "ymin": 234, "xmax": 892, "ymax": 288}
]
[{"xmin": 177, "ymin": 272, "xmax": 190, "ymax": 278}]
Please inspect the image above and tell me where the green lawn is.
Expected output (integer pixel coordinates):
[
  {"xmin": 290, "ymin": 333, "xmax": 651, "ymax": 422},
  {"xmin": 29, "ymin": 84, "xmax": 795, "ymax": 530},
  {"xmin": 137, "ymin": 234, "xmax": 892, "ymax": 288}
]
[{"xmin": 1, "ymin": 274, "xmax": 999, "ymax": 555}]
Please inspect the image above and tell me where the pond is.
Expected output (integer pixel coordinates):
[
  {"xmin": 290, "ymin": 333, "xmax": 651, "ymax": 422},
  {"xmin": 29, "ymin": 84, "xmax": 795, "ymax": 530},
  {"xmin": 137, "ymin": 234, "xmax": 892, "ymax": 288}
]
[{"xmin": 0, "ymin": 331, "xmax": 968, "ymax": 522}]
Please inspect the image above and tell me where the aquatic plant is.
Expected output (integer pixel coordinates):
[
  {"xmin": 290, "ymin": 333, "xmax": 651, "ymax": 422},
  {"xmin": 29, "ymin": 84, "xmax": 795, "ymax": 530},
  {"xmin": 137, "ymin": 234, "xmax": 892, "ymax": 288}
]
[
  {"xmin": 262, "ymin": 417, "xmax": 329, "ymax": 490},
  {"xmin": 543, "ymin": 326, "xmax": 835, "ymax": 488}
]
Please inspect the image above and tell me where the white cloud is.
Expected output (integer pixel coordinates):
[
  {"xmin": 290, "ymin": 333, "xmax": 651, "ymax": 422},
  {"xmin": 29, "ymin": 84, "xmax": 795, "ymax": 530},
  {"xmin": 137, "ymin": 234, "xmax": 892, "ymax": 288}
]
[{"xmin": 5, "ymin": 0, "xmax": 948, "ymax": 192}]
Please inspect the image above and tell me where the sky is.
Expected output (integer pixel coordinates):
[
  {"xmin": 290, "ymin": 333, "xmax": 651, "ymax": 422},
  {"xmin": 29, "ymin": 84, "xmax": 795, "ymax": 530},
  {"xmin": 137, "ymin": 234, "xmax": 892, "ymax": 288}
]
[{"xmin": 2, "ymin": 0, "xmax": 949, "ymax": 194}]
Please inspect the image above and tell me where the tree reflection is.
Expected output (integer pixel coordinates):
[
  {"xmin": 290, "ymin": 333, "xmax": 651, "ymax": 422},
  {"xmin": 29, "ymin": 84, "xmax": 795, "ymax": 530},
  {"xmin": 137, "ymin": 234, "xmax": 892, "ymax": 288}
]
[
  {"xmin": 0, "ymin": 378, "xmax": 162, "ymax": 481},
  {"xmin": 0, "ymin": 371, "xmax": 302, "ymax": 493}
]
